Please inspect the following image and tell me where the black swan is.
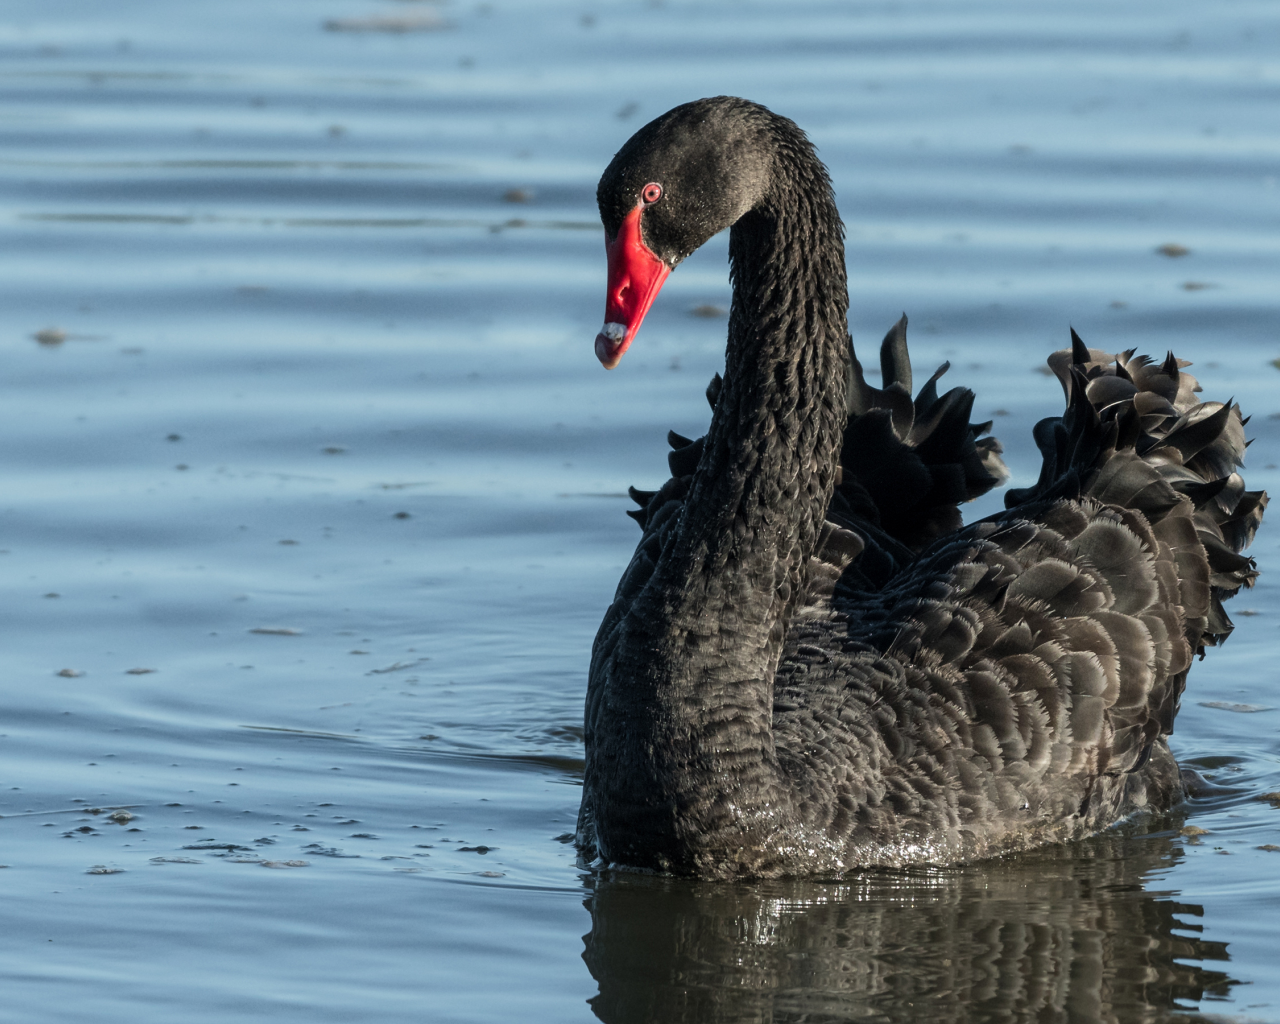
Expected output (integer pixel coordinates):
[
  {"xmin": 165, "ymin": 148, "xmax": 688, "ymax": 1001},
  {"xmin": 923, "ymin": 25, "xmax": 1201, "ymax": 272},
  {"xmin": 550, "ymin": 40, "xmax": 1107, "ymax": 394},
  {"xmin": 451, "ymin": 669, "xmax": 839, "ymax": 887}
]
[{"xmin": 579, "ymin": 96, "xmax": 1266, "ymax": 877}]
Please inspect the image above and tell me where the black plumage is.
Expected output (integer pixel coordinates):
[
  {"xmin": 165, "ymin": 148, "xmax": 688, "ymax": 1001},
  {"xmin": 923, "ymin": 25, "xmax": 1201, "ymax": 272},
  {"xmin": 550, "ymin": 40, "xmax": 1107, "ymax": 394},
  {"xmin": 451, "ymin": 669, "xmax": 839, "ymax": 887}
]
[{"xmin": 578, "ymin": 96, "xmax": 1266, "ymax": 878}]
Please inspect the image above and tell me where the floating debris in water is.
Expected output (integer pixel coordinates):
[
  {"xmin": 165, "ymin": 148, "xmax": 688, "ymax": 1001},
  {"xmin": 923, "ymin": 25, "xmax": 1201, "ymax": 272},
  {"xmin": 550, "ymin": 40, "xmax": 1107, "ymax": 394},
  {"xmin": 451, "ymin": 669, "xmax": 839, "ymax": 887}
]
[
  {"xmin": 259, "ymin": 860, "xmax": 309, "ymax": 868},
  {"xmin": 367, "ymin": 657, "xmax": 429, "ymax": 675},
  {"xmin": 473, "ymin": 871, "xmax": 504, "ymax": 878},
  {"xmin": 125, "ymin": 668, "xmax": 156, "ymax": 675},
  {"xmin": 1181, "ymin": 281, "xmax": 1214, "ymax": 291},
  {"xmin": 458, "ymin": 845, "xmax": 495, "ymax": 854},
  {"xmin": 1156, "ymin": 243, "xmax": 1190, "ymax": 257},
  {"xmin": 690, "ymin": 304, "xmax": 726, "ymax": 318},
  {"xmin": 1258, "ymin": 792, "xmax": 1280, "ymax": 808},
  {"xmin": 249, "ymin": 626, "xmax": 302, "ymax": 635},
  {"xmin": 322, "ymin": 446, "xmax": 346, "ymax": 455},
  {"xmin": 503, "ymin": 188, "xmax": 532, "ymax": 203},
  {"xmin": 107, "ymin": 810, "xmax": 134, "ymax": 824},
  {"xmin": 30, "ymin": 327, "xmax": 105, "ymax": 345},
  {"xmin": 1198, "ymin": 701, "xmax": 1274, "ymax": 713},
  {"xmin": 394, "ymin": 511, "xmax": 411, "ymax": 519},
  {"xmin": 1180, "ymin": 825, "xmax": 1209, "ymax": 837},
  {"xmin": 150, "ymin": 856, "xmax": 201, "ymax": 864},
  {"xmin": 56, "ymin": 669, "xmax": 84, "ymax": 678},
  {"xmin": 86, "ymin": 865, "xmax": 124, "ymax": 874},
  {"xmin": 1259, "ymin": 845, "xmax": 1280, "ymax": 852},
  {"xmin": 301, "ymin": 844, "xmax": 359, "ymax": 858},
  {"xmin": 324, "ymin": 14, "xmax": 447, "ymax": 32}
]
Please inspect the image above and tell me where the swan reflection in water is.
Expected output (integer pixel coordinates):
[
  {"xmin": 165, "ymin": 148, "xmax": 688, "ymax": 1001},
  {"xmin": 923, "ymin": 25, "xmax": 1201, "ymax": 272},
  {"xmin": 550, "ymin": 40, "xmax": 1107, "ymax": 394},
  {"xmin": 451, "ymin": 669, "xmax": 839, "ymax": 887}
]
[{"xmin": 582, "ymin": 823, "xmax": 1234, "ymax": 1023}]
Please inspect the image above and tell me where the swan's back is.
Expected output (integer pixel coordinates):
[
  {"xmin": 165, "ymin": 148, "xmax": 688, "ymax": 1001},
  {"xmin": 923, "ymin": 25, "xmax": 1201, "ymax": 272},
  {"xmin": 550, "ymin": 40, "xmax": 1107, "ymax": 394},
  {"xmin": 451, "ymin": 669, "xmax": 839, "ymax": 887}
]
[{"xmin": 603, "ymin": 323, "xmax": 1264, "ymax": 870}]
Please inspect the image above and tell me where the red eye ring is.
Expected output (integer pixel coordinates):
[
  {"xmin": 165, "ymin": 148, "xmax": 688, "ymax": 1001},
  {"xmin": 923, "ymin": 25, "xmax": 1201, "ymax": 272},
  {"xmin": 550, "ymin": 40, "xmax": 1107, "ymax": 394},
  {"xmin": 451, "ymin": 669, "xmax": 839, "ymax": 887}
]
[{"xmin": 641, "ymin": 182, "xmax": 663, "ymax": 204}]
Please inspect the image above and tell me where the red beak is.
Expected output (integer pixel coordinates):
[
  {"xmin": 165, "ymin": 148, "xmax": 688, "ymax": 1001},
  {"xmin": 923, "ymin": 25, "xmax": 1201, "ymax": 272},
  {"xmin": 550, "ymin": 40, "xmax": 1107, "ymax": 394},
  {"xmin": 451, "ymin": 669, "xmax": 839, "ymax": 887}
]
[{"xmin": 594, "ymin": 204, "xmax": 671, "ymax": 369}]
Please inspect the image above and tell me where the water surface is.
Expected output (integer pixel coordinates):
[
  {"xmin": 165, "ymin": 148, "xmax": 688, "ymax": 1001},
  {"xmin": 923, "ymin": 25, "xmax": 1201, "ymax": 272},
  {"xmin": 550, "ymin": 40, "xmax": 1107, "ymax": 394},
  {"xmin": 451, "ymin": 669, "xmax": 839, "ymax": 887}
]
[{"xmin": 2, "ymin": 1, "xmax": 1279, "ymax": 1021}]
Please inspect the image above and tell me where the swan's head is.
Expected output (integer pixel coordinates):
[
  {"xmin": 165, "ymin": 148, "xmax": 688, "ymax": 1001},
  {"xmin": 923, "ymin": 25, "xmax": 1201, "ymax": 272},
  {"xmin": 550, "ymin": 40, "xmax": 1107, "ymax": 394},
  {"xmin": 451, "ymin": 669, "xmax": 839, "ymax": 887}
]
[{"xmin": 593, "ymin": 97, "xmax": 773, "ymax": 368}]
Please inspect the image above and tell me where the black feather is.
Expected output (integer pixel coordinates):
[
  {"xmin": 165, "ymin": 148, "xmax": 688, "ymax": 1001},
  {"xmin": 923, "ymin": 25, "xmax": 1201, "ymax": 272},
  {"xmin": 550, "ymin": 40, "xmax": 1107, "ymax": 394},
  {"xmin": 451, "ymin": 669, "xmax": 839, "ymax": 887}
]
[
  {"xmin": 1070, "ymin": 328, "xmax": 1090, "ymax": 365},
  {"xmin": 880, "ymin": 314, "xmax": 912, "ymax": 393}
]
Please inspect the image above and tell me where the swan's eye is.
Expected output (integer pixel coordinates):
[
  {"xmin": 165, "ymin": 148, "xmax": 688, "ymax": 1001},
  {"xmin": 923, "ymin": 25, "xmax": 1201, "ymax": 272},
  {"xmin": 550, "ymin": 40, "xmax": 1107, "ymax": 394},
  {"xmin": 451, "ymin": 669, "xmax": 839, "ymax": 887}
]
[{"xmin": 641, "ymin": 182, "xmax": 663, "ymax": 205}]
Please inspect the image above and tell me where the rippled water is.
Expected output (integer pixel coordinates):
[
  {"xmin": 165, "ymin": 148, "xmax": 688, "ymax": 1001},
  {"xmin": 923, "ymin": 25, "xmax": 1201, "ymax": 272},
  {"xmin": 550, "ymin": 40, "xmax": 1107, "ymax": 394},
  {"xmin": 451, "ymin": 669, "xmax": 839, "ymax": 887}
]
[{"xmin": 2, "ymin": 1, "xmax": 1279, "ymax": 1021}]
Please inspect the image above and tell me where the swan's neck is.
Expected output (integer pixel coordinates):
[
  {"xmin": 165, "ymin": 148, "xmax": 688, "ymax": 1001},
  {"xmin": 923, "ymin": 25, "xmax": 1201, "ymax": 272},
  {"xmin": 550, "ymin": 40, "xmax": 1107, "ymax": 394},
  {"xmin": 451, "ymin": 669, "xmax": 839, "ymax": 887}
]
[
  {"xmin": 671, "ymin": 168, "xmax": 850, "ymax": 668},
  {"xmin": 588, "ymin": 150, "xmax": 849, "ymax": 865}
]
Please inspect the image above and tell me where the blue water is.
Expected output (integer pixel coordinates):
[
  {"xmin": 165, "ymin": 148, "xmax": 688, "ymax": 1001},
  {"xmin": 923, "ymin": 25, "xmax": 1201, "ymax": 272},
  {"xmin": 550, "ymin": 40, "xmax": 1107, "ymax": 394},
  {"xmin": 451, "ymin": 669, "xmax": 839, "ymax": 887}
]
[{"xmin": 2, "ymin": 1, "xmax": 1279, "ymax": 1020}]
